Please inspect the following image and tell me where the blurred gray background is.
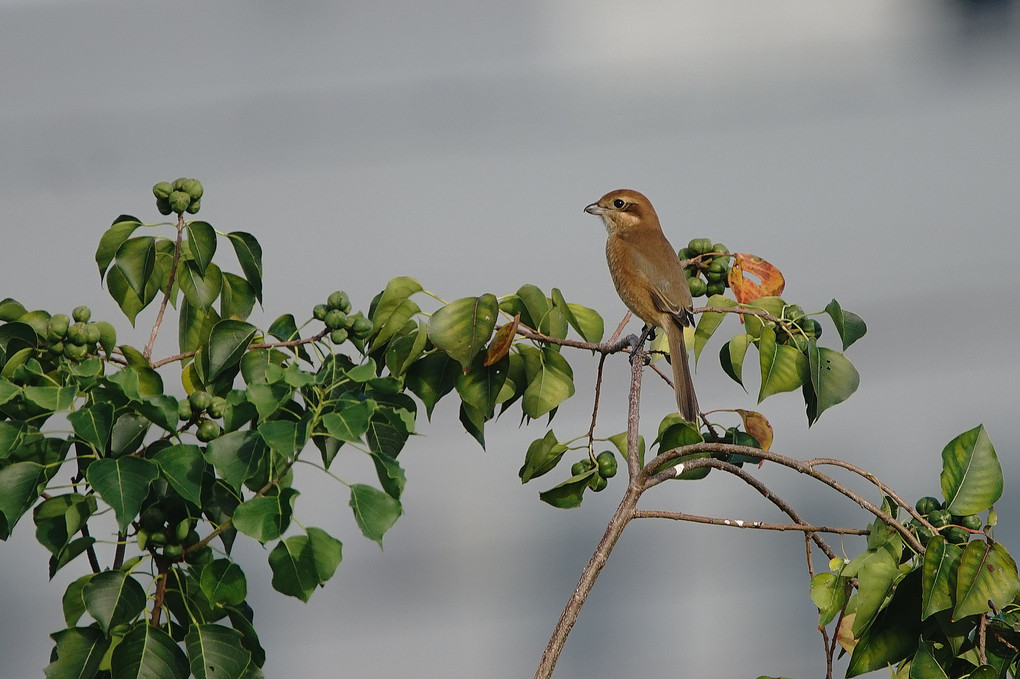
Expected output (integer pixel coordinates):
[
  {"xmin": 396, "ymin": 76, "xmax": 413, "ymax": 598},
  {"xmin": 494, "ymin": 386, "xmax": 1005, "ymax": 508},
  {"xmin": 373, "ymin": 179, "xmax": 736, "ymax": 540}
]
[{"xmin": 2, "ymin": 1, "xmax": 1019, "ymax": 677}]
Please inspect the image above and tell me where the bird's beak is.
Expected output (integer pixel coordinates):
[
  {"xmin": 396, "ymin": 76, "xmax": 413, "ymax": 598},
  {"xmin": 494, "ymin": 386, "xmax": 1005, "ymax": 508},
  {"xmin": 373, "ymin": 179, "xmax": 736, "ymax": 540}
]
[{"xmin": 584, "ymin": 202, "xmax": 604, "ymax": 215}]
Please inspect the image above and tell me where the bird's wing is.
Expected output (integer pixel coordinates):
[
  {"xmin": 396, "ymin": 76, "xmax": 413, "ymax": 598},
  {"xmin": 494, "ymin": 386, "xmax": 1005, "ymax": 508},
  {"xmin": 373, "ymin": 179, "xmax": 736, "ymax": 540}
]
[{"xmin": 628, "ymin": 242, "xmax": 695, "ymax": 327}]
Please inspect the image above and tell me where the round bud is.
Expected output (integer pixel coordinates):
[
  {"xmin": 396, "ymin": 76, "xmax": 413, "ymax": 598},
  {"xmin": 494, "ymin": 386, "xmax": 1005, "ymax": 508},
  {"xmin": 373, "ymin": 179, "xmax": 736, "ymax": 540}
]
[
  {"xmin": 705, "ymin": 282, "xmax": 726, "ymax": 297},
  {"xmin": 85, "ymin": 323, "xmax": 101, "ymax": 345},
  {"xmin": 596, "ymin": 451, "xmax": 618, "ymax": 479},
  {"xmin": 196, "ymin": 420, "xmax": 221, "ymax": 442},
  {"xmin": 570, "ymin": 460, "xmax": 590, "ymax": 477},
  {"xmin": 330, "ymin": 328, "xmax": 349, "ymax": 344},
  {"xmin": 172, "ymin": 177, "xmax": 189, "ymax": 191},
  {"xmin": 956, "ymin": 514, "xmax": 983, "ymax": 531},
  {"xmin": 185, "ymin": 199, "xmax": 201, "ymax": 215},
  {"xmin": 686, "ymin": 277, "xmax": 708, "ymax": 297},
  {"xmin": 327, "ymin": 290, "xmax": 349, "ymax": 311},
  {"xmin": 313, "ymin": 304, "xmax": 328, "ymax": 320},
  {"xmin": 208, "ymin": 396, "xmax": 226, "ymax": 419},
  {"xmin": 66, "ymin": 322, "xmax": 89, "ymax": 345},
  {"xmin": 156, "ymin": 197, "xmax": 173, "ymax": 215},
  {"xmin": 168, "ymin": 191, "xmax": 191, "ymax": 213},
  {"xmin": 914, "ymin": 496, "xmax": 941, "ymax": 515},
  {"xmin": 351, "ymin": 317, "xmax": 374, "ymax": 339},
  {"xmin": 153, "ymin": 182, "xmax": 174, "ymax": 199},
  {"xmin": 47, "ymin": 314, "xmax": 70, "ymax": 341},
  {"xmin": 178, "ymin": 398, "xmax": 194, "ymax": 422},
  {"xmin": 182, "ymin": 179, "xmax": 204, "ymax": 201},
  {"xmin": 587, "ymin": 474, "xmax": 608, "ymax": 492},
  {"xmin": 323, "ymin": 309, "xmax": 347, "ymax": 330},
  {"xmin": 189, "ymin": 390, "xmax": 213, "ymax": 412}
]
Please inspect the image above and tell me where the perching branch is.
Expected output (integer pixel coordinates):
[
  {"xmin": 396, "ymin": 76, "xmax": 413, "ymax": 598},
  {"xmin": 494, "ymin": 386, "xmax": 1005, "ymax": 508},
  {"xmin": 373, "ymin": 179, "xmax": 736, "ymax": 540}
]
[{"xmin": 143, "ymin": 213, "xmax": 185, "ymax": 362}]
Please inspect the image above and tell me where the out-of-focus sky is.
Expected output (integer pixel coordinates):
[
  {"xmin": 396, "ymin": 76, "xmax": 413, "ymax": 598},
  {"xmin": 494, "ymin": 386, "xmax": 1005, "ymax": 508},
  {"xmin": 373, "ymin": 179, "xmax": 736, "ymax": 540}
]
[{"xmin": 2, "ymin": 1, "xmax": 1019, "ymax": 677}]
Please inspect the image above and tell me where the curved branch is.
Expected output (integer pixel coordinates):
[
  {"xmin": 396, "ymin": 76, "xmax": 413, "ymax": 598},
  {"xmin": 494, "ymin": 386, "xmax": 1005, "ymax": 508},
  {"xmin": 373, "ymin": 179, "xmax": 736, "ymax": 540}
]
[
  {"xmin": 150, "ymin": 328, "xmax": 330, "ymax": 369},
  {"xmin": 633, "ymin": 509, "xmax": 868, "ymax": 537},
  {"xmin": 143, "ymin": 214, "xmax": 185, "ymax": 362}
]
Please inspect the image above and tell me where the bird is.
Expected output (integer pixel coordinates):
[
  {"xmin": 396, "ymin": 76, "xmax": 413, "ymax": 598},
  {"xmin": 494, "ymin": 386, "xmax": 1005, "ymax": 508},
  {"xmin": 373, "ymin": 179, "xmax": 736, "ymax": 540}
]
[{"xmin": 584, "ymin": 189, "xmax": 700, "ymax": 422}]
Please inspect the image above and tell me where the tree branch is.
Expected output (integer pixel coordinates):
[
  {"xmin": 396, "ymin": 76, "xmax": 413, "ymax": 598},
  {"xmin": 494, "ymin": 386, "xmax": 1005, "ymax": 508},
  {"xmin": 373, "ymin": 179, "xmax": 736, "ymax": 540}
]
[
  {"xmin": 143, "ymin": 213, "xmax": 185, "ymax": 362},
  {"xmin": 632, "ymin": 509, "xmax": 868, "ymax": 537}
]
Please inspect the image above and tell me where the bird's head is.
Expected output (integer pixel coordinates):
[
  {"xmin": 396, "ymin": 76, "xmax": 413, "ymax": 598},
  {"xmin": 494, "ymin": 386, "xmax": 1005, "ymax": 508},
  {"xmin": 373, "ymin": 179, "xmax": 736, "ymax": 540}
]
[{"xmin": 583, "ymin": 189, "xmax": 659, "ymax": 235}]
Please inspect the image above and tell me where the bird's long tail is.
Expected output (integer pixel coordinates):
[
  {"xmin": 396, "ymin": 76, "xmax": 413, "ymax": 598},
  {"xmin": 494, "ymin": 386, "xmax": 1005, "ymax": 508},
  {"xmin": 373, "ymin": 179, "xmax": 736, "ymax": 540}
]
[{"xmin": 666, "ymin": 322, "xmax": 699, "ymax": 422}]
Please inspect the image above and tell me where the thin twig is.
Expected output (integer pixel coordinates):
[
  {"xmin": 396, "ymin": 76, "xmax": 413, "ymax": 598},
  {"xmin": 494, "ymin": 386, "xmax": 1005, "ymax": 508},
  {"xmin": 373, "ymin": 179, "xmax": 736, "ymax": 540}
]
[
  {"xmin": 112, "ymin": 530, "xmax": 126, "ymax": 570},
  {"xmin": 632, "ymin": 509, "xmax": 868, "ymax": 537},
  {"xmin": 143, "ymin": 213, "xmax": 185, "ymax": 362},
  {"xmin": 150, "ymin": 328, "xmax": 330, "ymax": 369},
  {"xmin": 585, "ymin": 353, "xmax": 608, "ymax": 456},
  {"xmin": 79, "ymin": 522, "xmax": 101, "ymax": 573},
  {"xmin": 978, "ymin": 614, "xmax": 988, "ymax": 665}
]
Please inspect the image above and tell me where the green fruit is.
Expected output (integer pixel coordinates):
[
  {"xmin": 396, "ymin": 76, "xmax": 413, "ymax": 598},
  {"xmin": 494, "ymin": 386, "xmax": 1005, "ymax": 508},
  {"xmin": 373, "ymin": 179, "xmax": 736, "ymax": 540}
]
[
  {"xmin": 915, "ymin": 496, "xmax": 942, "ymax": 515},
  {"xmin": 168, "ymin": 191, "xmax": 191, "ymax": 213},
  {"xmin": 784, "ymin": 305, "xmax": 806, "ymax": 323},
  {"xmin": 956, "ymin": 514, "xmax": 983, "ymax": 531},
  {"xmin": 712, "ymin": 243, "xmax": 729, "ymax": 255},
  {"xmin": 327, "ymin": 291, "xmax": 351, "ymax": 312},
  {"xmin": 596, "ymin": 451, "xmax": 618, "ymax": 479},
  {"xmin": 313, "ymin": 304, "xmax": 329, "ymax": 321},
  {"xmin": 570, "ymin": 460, "xmax": 590, "ymax": 477},
  {"xmin": 72, "ymin": 305, "xmax": 91, "ymax": 323},
  {"xmin": 47, "ymin": 314, "xmax": 70, "ymax": 340},
  {"xmin": 790, "ymin": 334, "xmax": 810, "ymax": 353},
  {"xmin": 189, "ymin": 390, "xmax": 213, "ymax": 412},
  {"xmin": 67, "ymin": 322, "xmax": 88, "ymax": 345},
  {"xmin": 323, "ymin": 309, "xmax": 347, "ymax": 330},
  {"xmin": 182, "ymin": 179, "xmax": 203, "ymax": 201},
  {"xmin": 63, "ymin": 343, "xmax": 88, "ymax": 361},
  {"xmin": 927, "ymin": 509, "xmax": 951, "ymax": 528},
  {"xmin": 587, "ymin": 474, "xmax": 608, "ymax": 492},
  {"xmin": 137, "ymin": 528, "xmax": 150, "ymax": 550},
  {"xmin": 185, "ymin": 199, "xmax": 201, "ymax": 214},
  {"xmin": 85, "ymin": 323, "xmax": 101, "ymax": 344},
  {"xmin": 330, "ymin": 329, "xmax": 349, "ymax": 344},
  {"xmin": 178, "ymin": 398, "xmax": 194, "ymax": 421},
  {"xmin": 184, "ymin": 529, "xmax": 200, "ymax": 546},
  {"xmin": 148, "ymin": 530, "xmax": 169, "ymax": 546},
  {"xmin": 686, "ymin": 277, "xmax": 707, "ymax": 297},
  {"xmin": 196, "ymin": 420, "xmax": 221, "ymax": 442},
  {"xmin": 175, "ymin": 518, "xmax": 193, "ymax": 543},
  {"xmin": 691, "ymin": 238, "xmax": 714, "ymax": 255},
  {"xmin": 153, "ymin": 182, "xmax": 174, "ymax": 199},
  {"xmin": 208, "ymin": 396, "xmax": 226, "ymax": 419},
  {"xmin": 708, "ymin": 261, "xmax": 728, "ymax": 276},
  {"xmin": 351, "ymin": 317, "xmax": 374, "ymax": 339},
  {"xmin": 677, "ymin": 247, "xmax": 693, "ymax": 261},
  {"xmin": 706, "ymin": 282, "xmax": 726, "ymax": 297},
  {"xmin": 47, "ymin": 341, "xmax": 64, "ymax": 356},
  {"xmin": 942, "ymin": 526, "xmax": 970, "ymax": 545},
  {"xmin": 800, "ymin": 318, "xmax": 822, "ymax": 339},
  {"xmin": 914, "ymin": 525, "xmax": 934, "ymax": 547},
  {"xmin": 163, "ymin": 543, "xmax": 184, "ymax": 559},
  {"xmin": 172, "ymin": 177, "xmax": 189, "ymax": 191},
  {"xmin": 156, "ymin": 198, "xmax": 173, "ymax": 215}
]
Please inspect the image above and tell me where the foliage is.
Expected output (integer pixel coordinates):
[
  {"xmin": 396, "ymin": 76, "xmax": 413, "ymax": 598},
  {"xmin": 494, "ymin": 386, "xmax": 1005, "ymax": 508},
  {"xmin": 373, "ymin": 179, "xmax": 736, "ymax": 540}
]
[{"xmin": 0, "ymin": 180, "xmax": 1015, "ymax": 678}]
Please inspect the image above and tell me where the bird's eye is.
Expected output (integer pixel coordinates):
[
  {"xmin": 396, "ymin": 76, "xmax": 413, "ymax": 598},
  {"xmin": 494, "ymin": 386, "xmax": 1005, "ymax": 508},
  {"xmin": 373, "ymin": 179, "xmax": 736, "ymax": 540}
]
[{"xmin": 613, "ymin": 198, "xmax": 626, "ymax": 209}]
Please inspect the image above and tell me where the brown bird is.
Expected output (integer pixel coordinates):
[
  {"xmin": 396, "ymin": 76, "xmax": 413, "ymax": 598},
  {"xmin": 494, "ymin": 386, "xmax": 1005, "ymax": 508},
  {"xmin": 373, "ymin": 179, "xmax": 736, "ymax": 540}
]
[{"xmin": 585, "ymin": 189, "xmax": 700, "ymax": 422}]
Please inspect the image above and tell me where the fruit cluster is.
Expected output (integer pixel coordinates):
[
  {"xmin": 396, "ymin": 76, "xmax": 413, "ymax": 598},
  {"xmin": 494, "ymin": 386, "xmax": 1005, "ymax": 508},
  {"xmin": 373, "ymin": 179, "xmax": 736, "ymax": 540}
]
[
  {"xmin": 43, "ymin": 306, "xmax": 100, "ymax": 363},
  {"xmin": 313, "ymin": 290, "xmax": 373, "ymax": 345},
  {"xmin": 678, "ymin": 238, "xmax": 730, "ymax": 298},
  {"xmin": 178, "ymin": 389, "xmax": 226, "ymax": 442},
  {"xmin": 153, "ymin": 177, "xmax": 204, "ymax": 216},
  {"xmin": 571, "ymin": 450, "xmax": 618, "ymax": 492},
  {"xmin": 910, "ymin": 496, "xmax": 983, "ymax": 546},
  {"xmin": 777, "ymin": 304, "xmax": 823, "ymax": 351},
  {"xmin": 136, "ymin": 504, "xmax": 204, "ymax": 561}
]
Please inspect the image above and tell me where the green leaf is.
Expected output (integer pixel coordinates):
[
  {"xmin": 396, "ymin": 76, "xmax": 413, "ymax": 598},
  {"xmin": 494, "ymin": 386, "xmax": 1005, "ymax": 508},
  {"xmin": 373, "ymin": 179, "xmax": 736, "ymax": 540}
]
[
  {"xmin": 233, "ymin": 488, "xmax": 298, "ymax": 543},
  {"xmin": 520, "ymin": 346, "xmax": 575, "ymax": 419},
  {"xmin": 108, "ymin": 412, "xmax": 150, "ymax": 458},
  {"xmin": 258, "ymin": 419, "xmax": 308, "ymax": 457},
  {"xmin": 847, "ymin": 545, "xmax": 900, "ymax": 637},
  {"xmin": 0, "ymin": 420, "xmax": 28, "ymax": 460},
  {"xmin": 0, "ymin": 297, "xmax": 27, "ymax": 321},
  {"xmin": 0, "ymin": 378, "xmax": 21, "ymax": 409},
  {"xmin": 153, "ymin": 444, "xmax": 206, "ymax": 506},
  {"xmin": 67, "ymin": 402, "xmax": 114, "ymax": 453},
  {"xmin": 349, "ymin": 483, "xmax": 402, "ymax": 547},
  {"xmin": 824, "ymin": 299, "xmax": 867, "ymax": 350},
  {"xmin": 33, "ymin": 493, "xmax": 96, "ymax": 555},
  {"xmin": 199, "ymin": 559, "xmax": 248, "ymax": 607},
  {"xmin": 106, "ymin": 263, "xmax": 158, "ymax": 325},
  {"xmin": 519, "ymin": 430, "xmax": 568, "ymax": 483},
  {"xmin": 909, "ymin": 641, "xmax": 949, "ymax": 679},
  {"xmin": 719, "ymin": 333, "xmax": 752, "ymax": 388},
  {"xmin": 657, "ymin": 420, "xmax": 707, "ymax": 480},
  {"xmin": 266, "ymin": 314, "xmax": 309, "ymax": 361},
  {"xmin": 134, "ymin": 394, "xmax": 179, "ymax": 433},
  {"xmin": 85, "ymin": 457, "xmax": 158, "ymax": 532},
  {"xmin": 204, "ymin": 320, "xmax": 257, "ymax": 383},
  {"xmin": 61, "ymin": 574, "xmax": 93, "ymax": 627},
  {"xmin": 427, "ymin": 294, "xmax": 499, "ymax": 369},
  {"xmin": 185, "ymin": 623, "xmax": 264, "ymax": 679},
  {"xmin": 204, "ymin": 430, "xmax": 264, "ymax": 492},
  {"xmin": 694, "ymin": 294, "xmax": 737, "ymax": 364},
  {"xmin": 810, "ymin": 572, "xmax": 850, "ymax": 627},
  {"xmin": 404, "ymin": 352, "xmax": 458, "ymax": 419},
  {"xmin": 455, "ymin": 354, "xmax": 508, "ymax": 417},
  {"xmin": 219, "ymin": 272, "xmax": 255, "ymax": 322},
  {"xmin": 179, "ymin": 297, "xmax": 220, "ymax": 355},
  {"xmin": 516, "ymin": 284, "xmax": 567, "ymax": 339},
  {"xmin": 306, "ymin": 526, "xmax": 343, "ymax": 582},
  {"xmin": 607, "ymin": 431, "xmax": 645, "ymax": 468},
  {"xmin": 385, "ymin": 321, "xmax": 429, "ymax": 377},
  {"xmin": 115, "ymin": 236, "xmax": 157, "ymax": 300},
  {"xmin": 757, "ymin": 326, "xmax": 808, "ymax": 402},
  {"xmin": 95, "ymin": 215, "xmax": 142, "ymax": 281},
  {"xmin": 179, "ymin": 260, "xmax": 222, "ymax": 310},
  {"xmin": 111, "ymin": 622, "xmax": 190, "ymax": 679},
  {"xmin": 184, "ymin": 221, "xmax": 217, "ymax": 275},
  {"xmin": 805, "ymin": 340, "xmax": 860, "ymax": 421},
  {"xmin": 245, "ymin": 383, "xmax": 292, "ymax": 423},
  {"xmin": 82, "ymin": 570, "xmax": 146, "ymax": 634},
  {"xmin": 954, "ymin": 541, "xmax": 1020, "ymax": 619},
  {"xmin": 742, "ymin": 296, "xmax": 786, "ymax": 339},
  {"xmin": 226, "ymin": 231, "xmax": 263, "ymax": 303},
  {"xmin": 551, "ymin": 288, "xmax": 604, "ymax": 343},
  {"xmin": 369, "ymin": 276, "xmax": 422, "ymax": 345},
  {"xmin": 0, "ymin": 461, "xmax": 43, "ymax": 538},
  {"xmin": 23, "ymin": 385, "xmax": 76, "ymax": 412},
  {"xmin": 268, "ymin": 535, "xmax": 318, "ymax": 602},
  {"xmin": 920, "ymin": 536, "xmax": 963, "ymax": 620},
  {"xmin": 539, "ymin": 469, "xmax": 596, "ymax": 509},
  {"xmin": 223, "ymin": 605, "xmax": 265, "ymax": 667},
  {"xmin": 321, "ymin": 400, "xmax": 372, "ymax": 443},
  {"xmin": 369, "ymin": 449, "xmax": 405, "ymax": 500},
  {"xmin": 49, "ymin": 537, "xmax": 96, "ymax": 579},
  {"xmin": 940, "ymin": 425, "xmax": 1002, "ymax": 516},
  {"xmin": 44, "ymin": 627, "xmax": 110, "ymax": 679},
  {"xmin": 845, "ymin": 624, "xmax": 918, "ymax": 677}
]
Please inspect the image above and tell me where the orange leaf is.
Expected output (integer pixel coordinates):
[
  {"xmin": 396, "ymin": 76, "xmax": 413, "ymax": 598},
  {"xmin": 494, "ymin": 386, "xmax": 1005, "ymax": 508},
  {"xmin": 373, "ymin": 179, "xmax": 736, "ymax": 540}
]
[
  {"xmin": 484, "ymin": 313, "xmax": 520, "ymax": 366},
  {"xmin": 728, "ymin": 254, "xmax": 785, "ymax": 304},
  {"xmin": 735, "ymin": 408, "xmax": 774, "ymax": 451}
]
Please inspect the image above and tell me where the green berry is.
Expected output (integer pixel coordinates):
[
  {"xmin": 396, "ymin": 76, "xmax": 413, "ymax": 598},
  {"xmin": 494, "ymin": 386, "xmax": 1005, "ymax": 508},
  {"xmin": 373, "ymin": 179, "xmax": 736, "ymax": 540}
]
[
  {"xmin": 927, "ymin": 509, "xmax": 951, "ymax": 529},
  {"xmin": 330, "ymin": 328, "xmax": 349, "ymax": 344},
  {"xmin": 153, "ymin": 182, "xmax": 174, "ymax": 199},
  {"xmin": 596, "ymin": 451, "xmax": 617, "ymax": 479},
  {"xmin": 208, "ymin": 396, "xmax": 226, "ymax": 419},
  {"xmin": 168, "ymin": 191, "xmax": 191, "ymax": 213},
  {"xmin": 178, "ymin": 398, "xmax": 194, "ymax": 421},
  {"xmin": 323, "ymin": 309, "xmax": 347, "ymax": 330},
  {"xmin": 196, "ymin": 420, "xmax": 221, "ymax": 442},
  {"xmin": 956, "ymin": 514, "xmax": 983, "ymax": 531},
  {"xmin": 174, "ymin": 518, "xmax": 193, "ymax": 543},
  {"xmin": 172, "ymin": 177, "xmax": 189, "ymax": 191},
  {"xmin": 85, "ymin": 323, "xmax": 101, "ymax": 345},
  {"xmin": 47, "ymin": 314, "xmax": 70, "ymax": 341},
  {"xmin": 705, "ymin": 282, "xmax": 726, "ymax": 297},
  {"xmin": 189, "ymin": 390, "xmax": 213, "ymax": 413},
  {"xmin": 156, "ymin": 197, "xmax": 173, "ymax": 215},
  {"xmin": 313, "ymin": 304, "xmax": 329, "ymax": 321},
  {"xmin": 570, "ymin": 460, "xmax": 590, "ymax": 477},
  {"xmin": 915, "ymin": 496, "xmax": 941, "ymax": 515},
  {"xmin": 711, "ymin": 242, "xmax": 729, "ymax": 255},
  {"xmin": 163, "ymin": 543, "xmax": 184, "ymax": 559},
  {"xmin": 942, "ymin": 526, "xmax": 970, "ymax": 545},
  {"xmin": 686, "ymin": 277, "xmax": 707, "ymax": 297},
  {"xmin": 327, "ymin": 290, "xmax": 350, "ymax": 312},
  {"xmin": 185, "ymin": 198, "xmax": 201, "ymax": 214},
  {"xmin": 182, "ymin": 179, "xmax": 203, "ymax": 201},
  {"xmin": 352, "ymin": 317, "xmax": 373, "ymax": 339},
  {"xmin": 66, "ymin": 322, "xmax": 88, "ymax": 345},
  {"xmin": 587, "ymin": 474, "xmax": 608, "ymax": 492}
]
